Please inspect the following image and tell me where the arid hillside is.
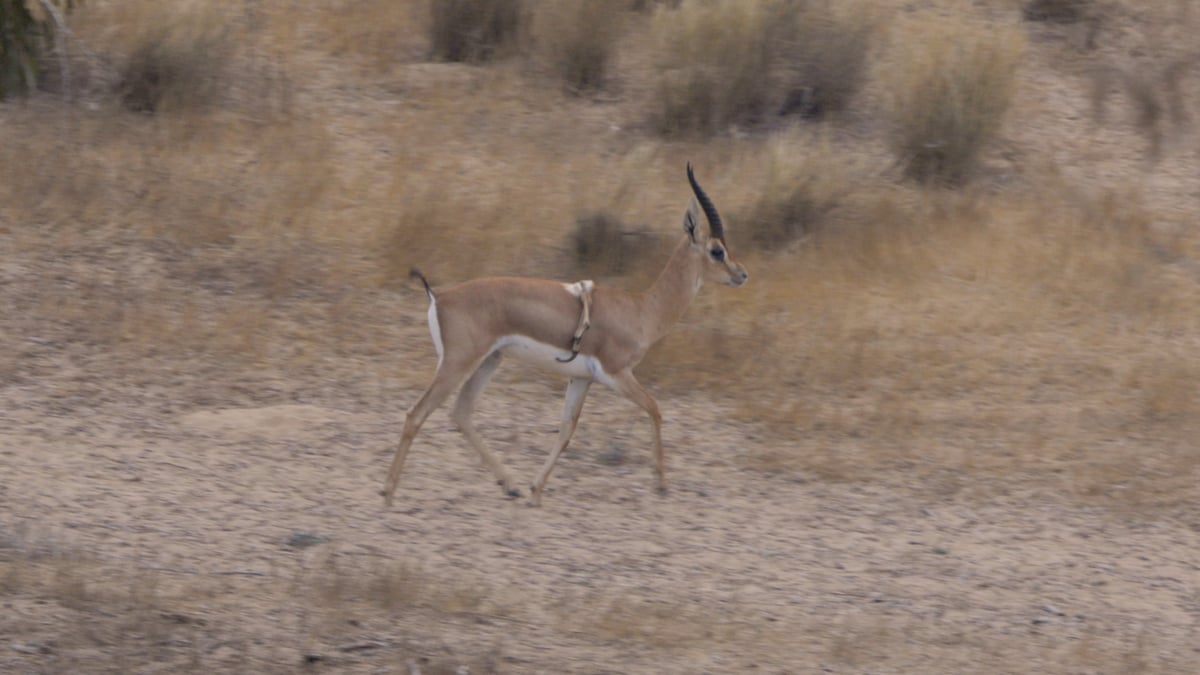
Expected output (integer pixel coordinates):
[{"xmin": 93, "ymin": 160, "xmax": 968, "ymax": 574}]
[{"xmin": 2, "ymin": 1, "xmax": 1199, "ymax": 672}]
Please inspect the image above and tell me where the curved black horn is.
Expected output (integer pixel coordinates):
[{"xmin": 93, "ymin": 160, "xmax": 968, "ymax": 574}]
[{"xmin": 686, "ymin": 163, "xmax": 725, "ymax": 241}]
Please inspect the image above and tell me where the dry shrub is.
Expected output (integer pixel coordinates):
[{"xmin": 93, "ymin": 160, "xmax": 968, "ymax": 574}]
[
  {"xmin": 736, "ymin": 135, "xmax": 853, "ymax": 249},
  {"xmin": 87, "ymin": 0, "xmax": 235, "ymax": 113},
  {"xmin": 649, "ymin": 0, "xmax": 785, "ymax": 135},
  {"xmin": 310, "ymin": 0, "xmax": 425, "ymax": 69},
  {"xmin": 1090, "ymin": 59, "xmax": 1199, "ymax": 160},
  {"xmin": 429, "ymin": 0, "xmax": 524, "ymax": 63},
  {"xmin": 1023, "ymin": 0, "xmax": 1091, "ymax": 23},
  {"xmin": 649, "ymin": 0, "xmax": 877, "ymax": 134},
  {"xmin": 776, "ymin": 0, "xmax": 879, "ymax": 119},
  {"xmin": 532, "ymin": 0, "xmax": 625, "ymax": 93},
  {"xmin": 570, "ymin": 210, "xmax": 655, "ymax": 277},
  {"xmin": 1125, "ymin": 357, "xmax": 1200, "ymax": 423},
  {"xmin": 882, "ymin": 17, "xmax": 1023, "ymax": 185},
  {"xmin": 307, "ymin": 553, "xmax": 496, "ymax": 617}
]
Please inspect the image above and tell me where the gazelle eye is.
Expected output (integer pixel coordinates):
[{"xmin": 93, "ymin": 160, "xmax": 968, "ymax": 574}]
[{"xmin": 710, "ymin": 248, "xmax": 725, "ymax": 261}]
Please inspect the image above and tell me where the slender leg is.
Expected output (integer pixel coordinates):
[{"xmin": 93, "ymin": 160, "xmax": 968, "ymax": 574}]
[
  {"xmin": 382, "ymin": 354, "xmax": 479, "ymax": 507},
  {"xmin": 450, "ymin": 351, "xmax": 520, "ymax": 497},
  {"xmin": 530, "ymin": 377, "xmax": 592, "ymax": 506},
  {"xmin": 608, "ymin": 369, "xmax": 666, "ymax": 494}
]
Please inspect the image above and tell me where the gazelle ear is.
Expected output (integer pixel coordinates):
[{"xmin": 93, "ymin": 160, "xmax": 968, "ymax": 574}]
[{"xmin": 683, "ymin": 198, "xmax": 701, "ymax": 243}]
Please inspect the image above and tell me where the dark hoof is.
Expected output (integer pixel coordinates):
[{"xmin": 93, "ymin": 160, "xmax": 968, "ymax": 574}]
[
  {"xmin": 497, "ymin": 480, "xmax": 522, "ymax": 498},
  {"xmin": 656, "ymin": 485, "xmax": 669, "ymax": 496}
]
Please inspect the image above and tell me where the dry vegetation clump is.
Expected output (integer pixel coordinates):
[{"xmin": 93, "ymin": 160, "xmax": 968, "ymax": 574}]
[
  {"xmin": 735, "ymin": 135, "xmax": 853, "ymax": 248},
  {"xmin": 81, "ymin": 0, "xmax": 236, "ymax": 114},
  {"xmin": 307, "ymin": 1, "xmax": 427, "ymax": 69},
  {"xmin": 531, "ymin": 0, "xmax": 625, "ymax": 93},
  {"xmin": 882, "ymin": 17, "xmax": 1024, "ymax": 185},
  {"xmin": 649, "ymin": 0, "xmax": 779, "ymax": 135},
  {"xmin": 775, "ymin": 0, "xmax": 880, "ymax": 119},
  {"xmin": 649, "ymin": 0, "xmax": 876, "ymax": 134},
  {"xmin": 1023, "ymin": 0, "xmax": 1092, "ymax": 23},
  {"xmin": 0, "ymin": 0, "xmax": 78, "ymax": 99},
  {"xmin": 570, "ymin": 210, "xmax": 656, "ymax": 277},
  {"xmin": 1084, "ymin": 2, "xmax": 1200, "ymax": 160},
  {"xmin": 429, "ymin": 0, "xmax": 524, "ymax": 63}
]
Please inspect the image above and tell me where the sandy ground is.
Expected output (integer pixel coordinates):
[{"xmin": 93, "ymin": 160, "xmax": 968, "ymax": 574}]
[{"xmin": 2, "ymin": 229, "xmax": 1199, "ymax": 675}]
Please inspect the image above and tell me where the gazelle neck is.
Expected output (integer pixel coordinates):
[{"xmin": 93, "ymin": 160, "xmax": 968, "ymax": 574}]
[{"xmin": 639, "ymin": 235, "xmax": 703, "ymax": 344}]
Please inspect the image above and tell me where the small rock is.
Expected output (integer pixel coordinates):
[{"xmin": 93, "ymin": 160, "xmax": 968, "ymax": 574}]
[{"xmin": 286, "ymin": 532, "xmax": 330, "ymax": 548}]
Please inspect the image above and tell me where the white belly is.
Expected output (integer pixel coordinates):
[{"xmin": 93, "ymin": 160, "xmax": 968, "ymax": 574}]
[{"xmin": 493, "ymin": 335, "xmax": 614, "ymax": 386}]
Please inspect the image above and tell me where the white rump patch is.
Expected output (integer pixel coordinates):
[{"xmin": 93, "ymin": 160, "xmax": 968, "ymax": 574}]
[{"xmin": 427, "ymin": 297, "xmax": 444, "ymax": 368}]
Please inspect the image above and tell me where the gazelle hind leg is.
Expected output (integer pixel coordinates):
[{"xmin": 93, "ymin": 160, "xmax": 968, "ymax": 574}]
[
  {"xmin": 609, "ymin": 370, "xmax": 666, "ymax": 494},
  {"xmin": 382, "ymin": 354, "xmax": 480, "ymax": 507},
  {"xmin": 530, "ymin": 378, "xmax": 592, "ymax": 506},
  {"xmin": 450, "ymin": 351, "xmax": 520, "ymax": 497}
]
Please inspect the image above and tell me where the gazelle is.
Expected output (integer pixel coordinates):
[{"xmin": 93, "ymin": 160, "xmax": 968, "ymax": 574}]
[{"xmin": 382, "ymin": 164, "xmax": 748, "ymax": 506}]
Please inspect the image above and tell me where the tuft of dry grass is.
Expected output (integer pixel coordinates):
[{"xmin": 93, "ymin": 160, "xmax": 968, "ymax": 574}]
[
  {"xmin": 1089, "ymin": 57, "xmax": 1199, "ymax": 160},
  {"xmin": 569, "ymin": 210, "xmax": 658, "ymax": 277},
  {"xmin": 648, "ymin": 0, "xmax": 786, "ymax": 135},
  {"xmin": 429, "ymin": 0, "xmax": 524, "ymax": 63},
  {"xmin": 648, "ymin": 0, "xmax": 877, "ymax": 134},
  {"xmin": 532, "ymin": 0, "xmax": 626, "ymax": 93},
  {"xmin": 775, "ymin": 0, "xmax": 880, "ymax": 119},
  {"xmin": 1023, "ymin": 0, "xmax": 1092, "ymax": 23},
  {"xmin": 308, "ymin": 0, "xmax": 427, "ymax": 69},
  {"xmin": 881, "ymin": 16, "xmax": 1024, "ymax": 184},
  {"xmin": 74, "ymin": 0, "xmax": 238, "ymax": 113},
  {"xmin": 735, "ymin": 133, "xmax": 855, "ymax": 248}
]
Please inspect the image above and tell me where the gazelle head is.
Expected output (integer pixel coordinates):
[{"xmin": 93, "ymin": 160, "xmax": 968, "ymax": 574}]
[{"xmin": 684, "ymin": 164, "xmax": 749, "ymax": 288}]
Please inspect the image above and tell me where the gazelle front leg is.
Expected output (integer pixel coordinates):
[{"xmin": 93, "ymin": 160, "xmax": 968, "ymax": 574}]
[
  {"xmin": 530, "ymin": 377, "xmax": 592, "ymax": 506},
  {"xmin": 609, "ymin": 369, "xmax": 666, "ymax": 494}
]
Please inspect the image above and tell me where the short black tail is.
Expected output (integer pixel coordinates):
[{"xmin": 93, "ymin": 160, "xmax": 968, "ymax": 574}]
[{"xmin": 410, "ymin": 267, "xmax": 434, "ymax": 301}]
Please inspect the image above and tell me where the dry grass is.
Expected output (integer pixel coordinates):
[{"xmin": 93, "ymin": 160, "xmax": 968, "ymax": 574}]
[
  {"xmin": 882, "ymin": 16, "xmax": 1024, "ymax": 184},
  {"xmin": 2, "ymin": 0, "xmax": 1196, "ymax": 514},
  {"xmin": 647, "ymin": 0, "xmax": 878, "ymax": 134},
  {"xmin": 429, "ymin": 0, "xmax": 524, "ymax": 63},
  {"xmin": 734, "ymin": 131, "xmax": 856, "ymax": 248},
  {"xmin": 3, "ymin": 1, "xmax": 1200, "ymax": 668},
  {"xmin": 775, "ymin": 0, "xmax": 881, "ymax": 119},
  {"xmin": 531, "ymin": 0, "xmax": 626, "ymax": 93},
  {"xmin": 648, "ymin": 0, "xmax": 787, "ymax": 135}
]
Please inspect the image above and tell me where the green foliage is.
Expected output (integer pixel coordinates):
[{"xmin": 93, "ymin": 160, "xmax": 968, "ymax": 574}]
[{"xmin": 0, "ymin": 0, "xmax": 77, "ymax": 99}]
